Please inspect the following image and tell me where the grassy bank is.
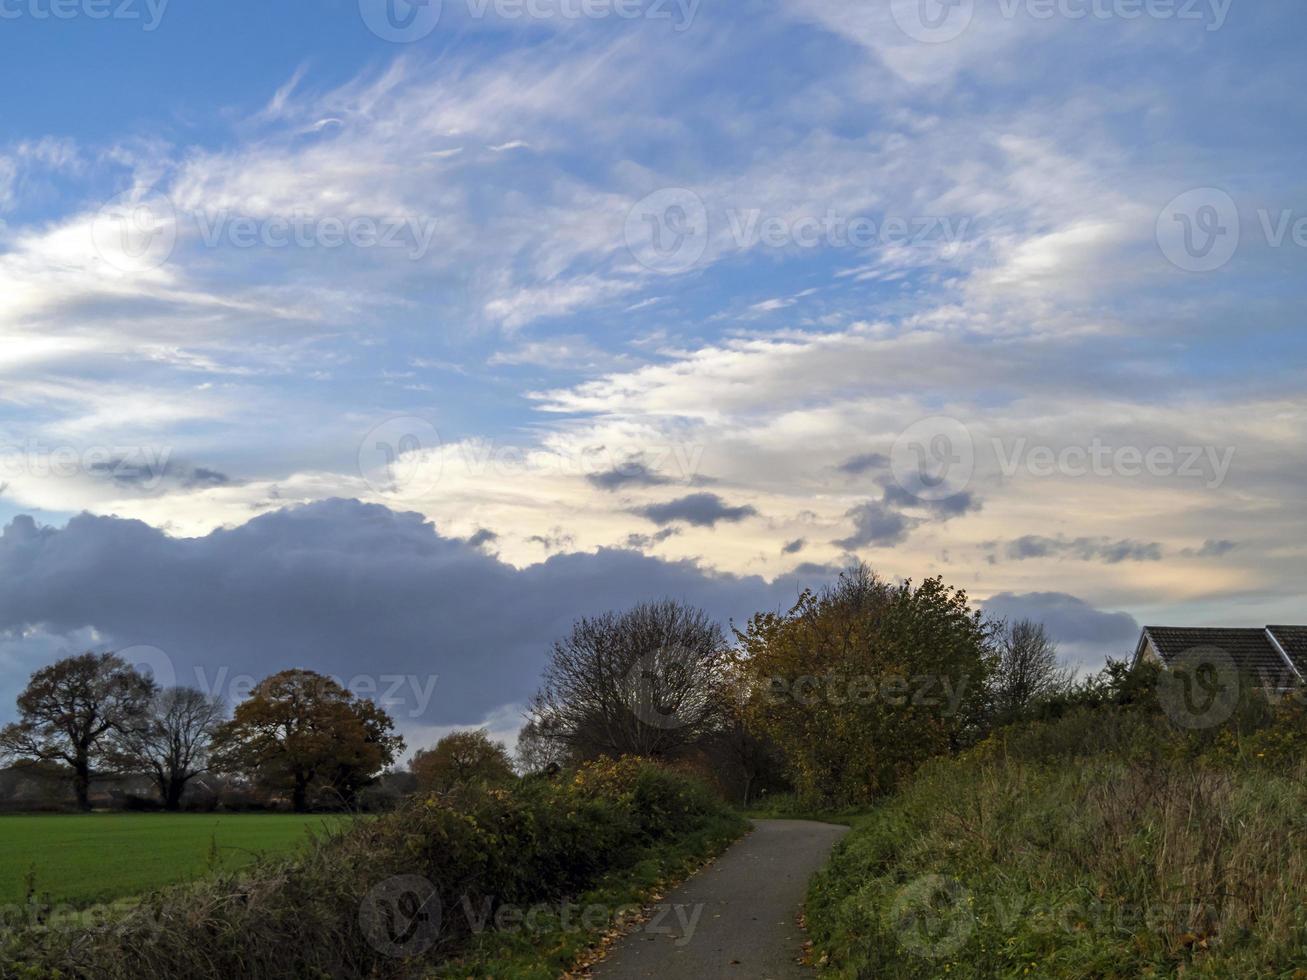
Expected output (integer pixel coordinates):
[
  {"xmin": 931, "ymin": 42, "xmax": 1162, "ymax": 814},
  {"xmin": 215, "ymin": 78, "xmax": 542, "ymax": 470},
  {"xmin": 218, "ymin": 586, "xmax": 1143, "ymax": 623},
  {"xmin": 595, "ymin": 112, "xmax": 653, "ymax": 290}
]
[
  {"xmin": 805, "ymin": 711, "xmax": 1307, "ymax": 978},
  {"xmin": 0, "ymin": 813, "xmax": 344, "ymax": 908},
  {"xmin": 1, "ymin": 759, "xmax": 746, "ymax": 979}
]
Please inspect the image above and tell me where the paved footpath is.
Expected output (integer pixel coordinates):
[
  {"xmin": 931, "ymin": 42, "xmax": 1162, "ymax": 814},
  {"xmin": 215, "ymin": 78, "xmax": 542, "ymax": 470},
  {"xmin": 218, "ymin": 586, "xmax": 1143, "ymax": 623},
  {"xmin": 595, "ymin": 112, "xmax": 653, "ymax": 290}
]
[{"xmin": 588, "ymin": 819, "xmax": 849, "ymax": 979}]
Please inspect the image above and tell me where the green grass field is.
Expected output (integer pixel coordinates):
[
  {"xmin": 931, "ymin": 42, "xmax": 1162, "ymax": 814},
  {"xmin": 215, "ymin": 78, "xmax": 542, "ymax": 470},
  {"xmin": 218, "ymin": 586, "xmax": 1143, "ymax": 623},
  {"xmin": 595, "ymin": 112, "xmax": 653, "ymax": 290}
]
[{"xmin": 0, "ymin": 813, "xmax": 346, "ymax": 908}]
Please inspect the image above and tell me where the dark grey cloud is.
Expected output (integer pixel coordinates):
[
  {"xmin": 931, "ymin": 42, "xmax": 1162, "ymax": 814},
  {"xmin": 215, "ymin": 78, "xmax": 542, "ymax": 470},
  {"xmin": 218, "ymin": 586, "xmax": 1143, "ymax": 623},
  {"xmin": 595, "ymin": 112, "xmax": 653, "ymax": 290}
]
[
  {"xmin": 1001, "ymin": 535, "xmax": 1163, "ymax": 564},
  {"xmin": 625, "ymin": 528, "xmax": 680, "ymax": 550},
  {"xmin": 88, "ymin": 459, "xmax": 233, "ymax": 491},
  {"xmin": 882, "ymin": 483, "xmax": 982, "ymax": 519},
  {"xmin": 833, "ymin": 501, "xmax": 917, "ymax": 548},
  {"xmin": 586, "ymin": 461, "xmax": 673, "ymax": 492},
  {"xmin": 782, "ymin": 538, "xmax": 806, "ymax": 555},
  {"xmin": 635, "ymin": 493, "xmax": 757, "ymax": 528},
  {"xmin": 0, "ymin": 500, "xmax": 818, "ymax": 729},
  {"xmin": 466, "ymin": 528, "xmax": 498, "ymax": 548},
  {"xmin": 1181, "ymin": 539, "xmax": 1237, "ymax": 558},
  {"xmin": 183, "ymin": 467, "xmax": 231, "ymax": 489},
  {"xmin": 981, "ymin": 591, "xmax": 1141, "ymax": 667},
  {"xmin": 526, "ymin": 529, "xmax": 576, "ymax": 552},
  {"xmin": 837, "ymin": 453, "xmax": 888, "ymax": 476}
]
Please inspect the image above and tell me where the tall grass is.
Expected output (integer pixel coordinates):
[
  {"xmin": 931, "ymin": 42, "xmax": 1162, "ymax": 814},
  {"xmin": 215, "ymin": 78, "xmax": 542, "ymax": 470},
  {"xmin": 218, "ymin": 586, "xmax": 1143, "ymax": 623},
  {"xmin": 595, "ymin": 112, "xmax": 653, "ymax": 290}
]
[{"xmin": 807, "ymin": 710, "xmax": 1307, "ymax": 978}]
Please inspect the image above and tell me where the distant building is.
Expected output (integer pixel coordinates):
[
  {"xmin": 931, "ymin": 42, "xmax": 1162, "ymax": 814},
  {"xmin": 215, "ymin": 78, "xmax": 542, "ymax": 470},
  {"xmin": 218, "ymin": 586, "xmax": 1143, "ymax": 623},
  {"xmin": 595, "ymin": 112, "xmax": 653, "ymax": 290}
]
[{"xmin": 1134, "ymin": 625, "xmax": 1307, "ymax": 692}]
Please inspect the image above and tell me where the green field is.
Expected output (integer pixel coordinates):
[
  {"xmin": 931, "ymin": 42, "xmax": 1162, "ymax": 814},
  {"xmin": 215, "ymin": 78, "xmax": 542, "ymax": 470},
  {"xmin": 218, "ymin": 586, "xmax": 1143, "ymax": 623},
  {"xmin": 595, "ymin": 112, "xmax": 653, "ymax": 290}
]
[{"xmin": 0, "ymin": 813, "xmax": 345, "ymax": 908}]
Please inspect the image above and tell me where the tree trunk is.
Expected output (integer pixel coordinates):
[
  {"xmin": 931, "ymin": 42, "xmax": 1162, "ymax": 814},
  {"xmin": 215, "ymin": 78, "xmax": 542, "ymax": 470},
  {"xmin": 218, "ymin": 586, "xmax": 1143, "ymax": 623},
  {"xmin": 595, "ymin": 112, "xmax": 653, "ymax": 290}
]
[
  {"xmin": 73, "ymin": 762, "xmax": 92, "ymax": 811},
  {"xmin": 291, "ymin": 776, "xmax": 310, "ymax": 813},
  {"xmin": 164, "ymin": 777, "xmax": 186, "ymax": 811}
]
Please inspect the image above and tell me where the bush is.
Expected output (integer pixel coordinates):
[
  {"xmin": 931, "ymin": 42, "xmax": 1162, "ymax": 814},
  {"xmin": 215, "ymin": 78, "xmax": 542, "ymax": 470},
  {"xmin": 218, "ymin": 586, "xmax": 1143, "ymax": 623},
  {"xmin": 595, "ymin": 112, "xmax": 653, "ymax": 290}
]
[
  {"xmin": 806, "ymin": 708, "xmax": 1307, "ymax": 978},
  {"xmin": 0, "ymin": 758, "xmax": 742, "ymax": 980}
]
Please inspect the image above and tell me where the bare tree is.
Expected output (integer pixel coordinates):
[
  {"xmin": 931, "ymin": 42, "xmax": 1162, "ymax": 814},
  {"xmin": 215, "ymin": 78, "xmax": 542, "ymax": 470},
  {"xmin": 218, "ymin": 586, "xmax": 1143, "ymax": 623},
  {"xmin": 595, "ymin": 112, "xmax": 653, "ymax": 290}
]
[
  {"xmin": 527, "ymin": 599, "xmax": 730, "ymax": 760},
  {"xmin": 990, "ymin": 619, "xmax": 1072, "ymax": 722},
  {"xmin": 0, "ymin": 652, "xmax": 155, "ymax": 810},
  {"xmin": 515, "ymin": 716, "xmax": 573, "ymax": 774},
  {"xmin": 113, "ymin": 687, "xmax": 227, "ymax": 810}
]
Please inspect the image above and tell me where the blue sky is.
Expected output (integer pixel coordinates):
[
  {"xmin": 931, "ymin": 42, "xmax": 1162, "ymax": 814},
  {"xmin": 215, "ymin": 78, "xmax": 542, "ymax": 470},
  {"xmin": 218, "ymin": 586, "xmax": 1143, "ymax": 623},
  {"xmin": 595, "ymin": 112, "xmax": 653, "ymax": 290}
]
[{"xmin": 1, "ymin": 0, "xmax": 1304, "ymax": 740}]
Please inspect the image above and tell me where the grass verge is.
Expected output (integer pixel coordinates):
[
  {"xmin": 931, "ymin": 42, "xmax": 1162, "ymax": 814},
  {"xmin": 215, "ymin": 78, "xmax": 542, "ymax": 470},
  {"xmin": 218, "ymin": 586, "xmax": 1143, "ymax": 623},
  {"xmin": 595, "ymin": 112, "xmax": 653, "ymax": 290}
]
[{"xmin": 805, "ymin": 714, "xmax": 1307, "ymax": 978}]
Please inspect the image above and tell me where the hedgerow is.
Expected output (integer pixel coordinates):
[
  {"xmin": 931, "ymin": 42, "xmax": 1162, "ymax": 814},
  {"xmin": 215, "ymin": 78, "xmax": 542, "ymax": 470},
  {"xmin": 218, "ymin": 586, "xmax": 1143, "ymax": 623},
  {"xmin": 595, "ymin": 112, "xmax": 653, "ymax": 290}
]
[{"xmin": 0, "ymin": 758, "xmax": 745, "ymax": 980}]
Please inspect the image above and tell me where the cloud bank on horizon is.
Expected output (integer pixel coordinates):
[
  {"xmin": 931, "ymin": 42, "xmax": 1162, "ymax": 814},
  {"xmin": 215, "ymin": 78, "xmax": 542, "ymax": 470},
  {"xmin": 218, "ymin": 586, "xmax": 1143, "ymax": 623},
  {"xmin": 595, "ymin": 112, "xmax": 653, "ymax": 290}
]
[{"xmin": 0, "ymin": 0, "xmax": 1302, "ymax": 730}]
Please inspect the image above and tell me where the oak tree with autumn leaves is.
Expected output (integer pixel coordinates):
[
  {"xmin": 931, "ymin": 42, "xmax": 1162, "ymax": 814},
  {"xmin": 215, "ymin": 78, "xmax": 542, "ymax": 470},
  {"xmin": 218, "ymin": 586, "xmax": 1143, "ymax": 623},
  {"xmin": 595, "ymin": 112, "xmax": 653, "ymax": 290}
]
[
  {"xmin": 737, "ymin": 564, "xmax": 995, "ymax": 806},
  {"xmin": 411, "ymin": 728, "xmax": 515, "ymax": 793},
  {"xmin": 0, "ymin": 652, "xmax": 155, "ymax": 811},
  {"xmin": 214, "ymin": 669, "xmax": 404, "ymax": 811}
]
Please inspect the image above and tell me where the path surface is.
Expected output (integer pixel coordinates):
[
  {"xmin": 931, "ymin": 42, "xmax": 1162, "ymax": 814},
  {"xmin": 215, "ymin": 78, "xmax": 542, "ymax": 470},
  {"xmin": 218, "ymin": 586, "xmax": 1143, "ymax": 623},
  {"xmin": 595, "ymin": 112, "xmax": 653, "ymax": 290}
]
[{"xmin": 589, "ymin": 819, "xmax": 848, "ymax": 979}]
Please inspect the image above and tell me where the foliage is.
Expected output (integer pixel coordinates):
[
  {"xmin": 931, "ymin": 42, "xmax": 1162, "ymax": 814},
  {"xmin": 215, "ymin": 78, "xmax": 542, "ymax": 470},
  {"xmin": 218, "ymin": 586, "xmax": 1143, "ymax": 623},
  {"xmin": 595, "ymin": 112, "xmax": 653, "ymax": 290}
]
[
  {"xmin": 213, "ymin": 669, "xmax": 404, "ymax": 812},
  {"xmin": 411, "ymin": 728, "xmax": 515, "ymax": 793},
  {"xmin": 0, "ymin": 653, "xmax": 155, "ymax": 811},
  {"xmin": 737, "ymin": 564, "xmax": 994, "ymax": 806},
  {"xmin": 0, "ymin": 760, "xmax": 744, "ymax": 980},
  {"xmin": 806, "ymin": 696, "xmax": 1307, "ymax": 978}
]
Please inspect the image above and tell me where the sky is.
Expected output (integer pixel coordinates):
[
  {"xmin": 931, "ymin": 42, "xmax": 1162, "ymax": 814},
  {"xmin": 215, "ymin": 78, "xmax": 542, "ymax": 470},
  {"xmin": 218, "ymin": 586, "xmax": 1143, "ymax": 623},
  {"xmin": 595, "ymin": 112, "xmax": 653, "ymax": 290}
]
[{"xmin": 0, "ymin": 0, "xmax": 1304, "ymax": 748}]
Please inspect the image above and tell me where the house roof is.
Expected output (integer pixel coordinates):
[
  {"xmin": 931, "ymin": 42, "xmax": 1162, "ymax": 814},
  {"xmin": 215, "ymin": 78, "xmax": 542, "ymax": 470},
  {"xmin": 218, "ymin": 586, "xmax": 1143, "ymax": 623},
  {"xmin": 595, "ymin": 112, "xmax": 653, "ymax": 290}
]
[
  {"xmin": 1267, "ymin": 626, "xmax": 1307, "ymax": 679},
  {"xmin": 1139, "ymin": 626, "xmax": 1301, "ymax": 682}
]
